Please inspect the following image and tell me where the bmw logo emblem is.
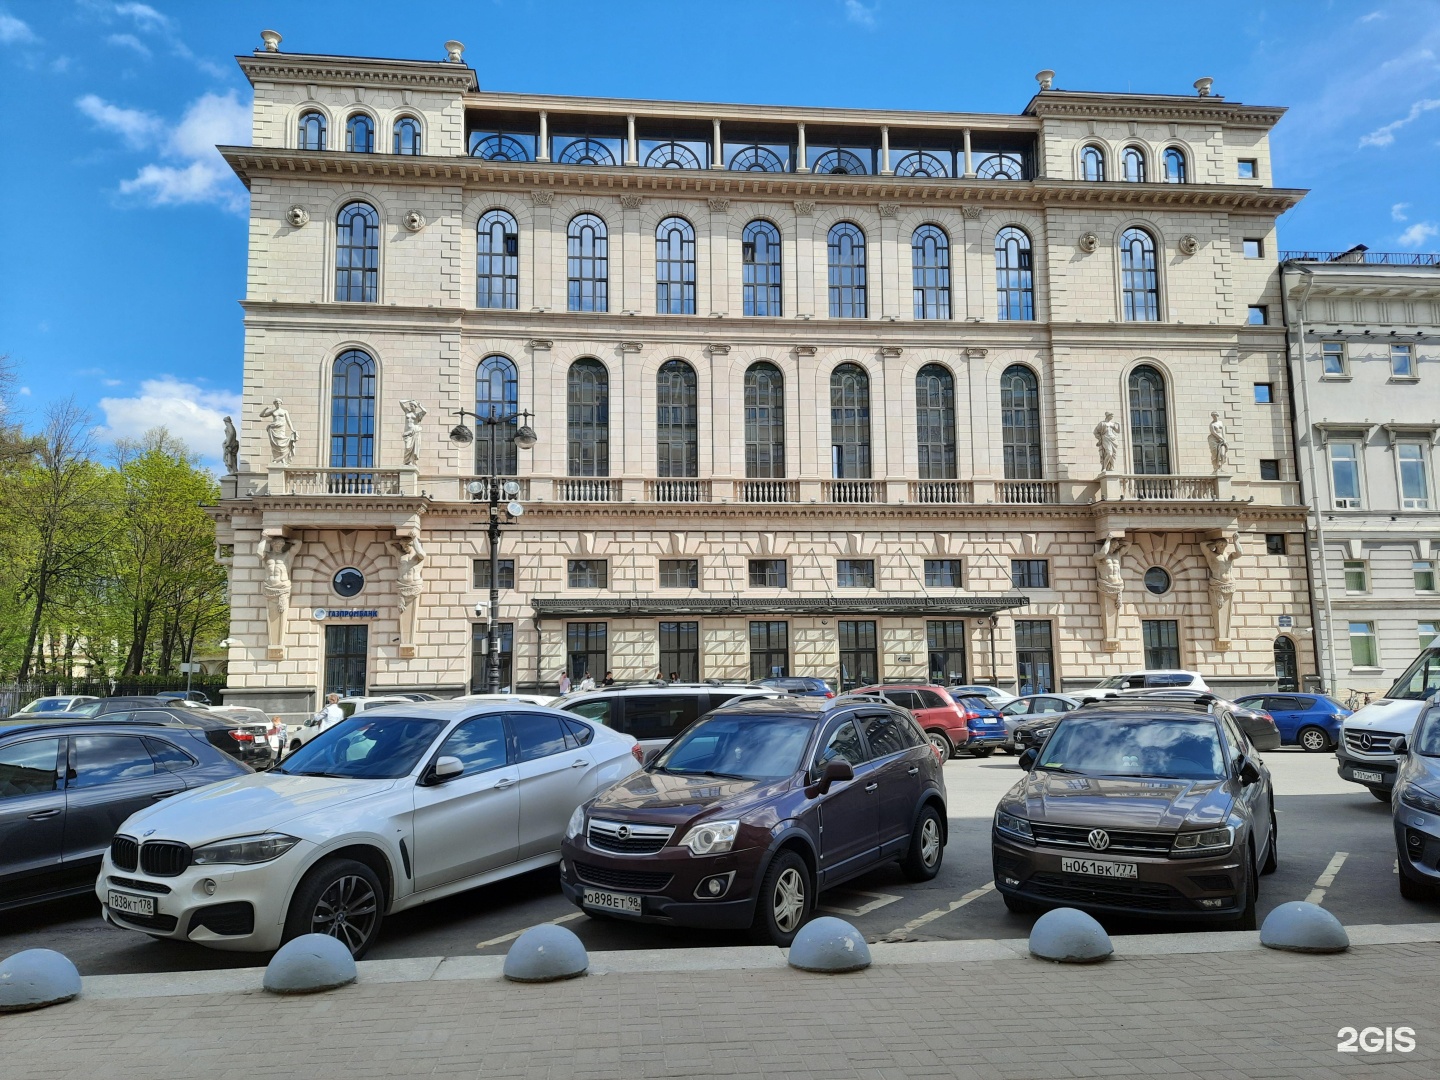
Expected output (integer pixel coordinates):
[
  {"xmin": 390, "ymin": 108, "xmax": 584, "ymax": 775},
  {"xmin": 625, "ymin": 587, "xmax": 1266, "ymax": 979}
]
[{"xmin": 1088, "ymin": 829, "xmax": 1111, "ymax": 851}]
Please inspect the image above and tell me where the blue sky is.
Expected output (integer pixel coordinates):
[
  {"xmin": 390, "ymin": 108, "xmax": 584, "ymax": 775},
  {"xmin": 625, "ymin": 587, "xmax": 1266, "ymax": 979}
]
[{"xmin": 2, "ymin": 1, "xmax": 1438, "ymax": 466}]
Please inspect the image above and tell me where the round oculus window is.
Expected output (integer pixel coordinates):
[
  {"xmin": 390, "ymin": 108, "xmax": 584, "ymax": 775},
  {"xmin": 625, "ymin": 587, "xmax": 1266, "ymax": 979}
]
[
  {"xmin": 332, "ymin": 567, "xmax": 365, "ymax": 598},
  {"xmin": 1144, "ymin": 567, "xmax": 1171, "ymax": 595}
]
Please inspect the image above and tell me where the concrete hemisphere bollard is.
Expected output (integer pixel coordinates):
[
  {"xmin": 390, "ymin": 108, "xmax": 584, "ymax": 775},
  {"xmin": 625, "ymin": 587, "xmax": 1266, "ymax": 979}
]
[
  {"xmin": 1260, "ymin": 901, "xmax": 1350, "ymax": 954},
  {"xmin": 503, "ymin": 924, "xmax": 589, "ymax": 983},
  {"xmin": 1028, "ymin": 907, "xmax": 1113, "ymax": 963},
  {"xmin": 787, "ymin": 916, "xmax": 872, "ymax": 973},
  {"xmin": 0, "ymin": 949, "xmax": 82, "ymax": 1013},
  {"xmin": 263, "ymin": 934, "xmax": 358, "ymax": 994}
]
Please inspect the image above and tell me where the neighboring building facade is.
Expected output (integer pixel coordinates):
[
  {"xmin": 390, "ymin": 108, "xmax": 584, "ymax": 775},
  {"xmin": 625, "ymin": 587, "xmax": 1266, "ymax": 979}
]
[
  {"xmin": 1280, "ymin": 249, "xmax": 1440, "ymax": 696},
  {"xmin": 214, "ymin": 37, "xmax": 1314, "ymax": 714}
]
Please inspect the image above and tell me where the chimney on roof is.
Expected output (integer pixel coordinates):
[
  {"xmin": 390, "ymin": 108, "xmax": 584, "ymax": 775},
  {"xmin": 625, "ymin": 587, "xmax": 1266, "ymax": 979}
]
[
  {"xmin": 1035, "ymin": 69, "xmax": 1055, "ymax": 91},
  {"xmin": 1194, "ymin": 77, "xmax": 1214, "ymax": 97},
  {"xmin": 445, "ymin": 40, "xmax": 465, "ymax": 63}
]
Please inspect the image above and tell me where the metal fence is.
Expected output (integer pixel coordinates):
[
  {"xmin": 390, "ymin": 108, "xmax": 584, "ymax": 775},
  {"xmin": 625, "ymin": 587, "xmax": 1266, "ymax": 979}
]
[
  {"xmin": 0, "ymin": 676, "xmax": 229, "ymax": 715},
  {"xmin": 1280, "ymin": 250, "xmax": 1440, "ymax": 266}
]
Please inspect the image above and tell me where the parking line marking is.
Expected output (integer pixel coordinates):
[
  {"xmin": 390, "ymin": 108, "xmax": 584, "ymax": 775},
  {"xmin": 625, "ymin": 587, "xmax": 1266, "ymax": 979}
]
[
  {"xmin": 882, "ymin": 883, "xmax": 995, "ymax": 940},
  {"xmin": 476, "ymin": 910, "xmax": 585, "ymax": 950},
  {"xmin": 819, "ymin": 890, "xmax": 903, "ymax": 917},
  {"xmin": 1305, "ymin": 851, "xmax": 1349, "ymax": 905}
]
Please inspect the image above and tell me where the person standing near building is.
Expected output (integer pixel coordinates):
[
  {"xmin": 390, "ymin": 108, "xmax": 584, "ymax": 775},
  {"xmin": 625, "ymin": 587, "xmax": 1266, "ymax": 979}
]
[
  {"xmin": 578, "ymin": 671, "xmax": 596, "ymax": 692},
  {"xmin": 558, "ymin": 671, "xmax": 572, "ymax": 695},
  {"xmin": 317, "ymin": 693, "xmax": 344, "ymax": 731},
  {"xmin": 602, "ymin": 670, "xmax": 615, "ymax": 686}
]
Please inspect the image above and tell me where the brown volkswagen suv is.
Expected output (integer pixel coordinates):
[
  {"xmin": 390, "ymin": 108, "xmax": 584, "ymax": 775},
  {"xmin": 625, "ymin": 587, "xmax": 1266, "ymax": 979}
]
[
  {"xmin": 559, "ymin": 696, "xmax": 947, "ymax": 945},
  {"xmin": 993, "ymin": 704, "xmax": 1276, "ymax": 929}
]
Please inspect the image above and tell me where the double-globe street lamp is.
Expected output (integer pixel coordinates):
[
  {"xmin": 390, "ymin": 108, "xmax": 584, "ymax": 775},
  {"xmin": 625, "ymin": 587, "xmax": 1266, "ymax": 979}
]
[{"xmin": 450, "ymin": 408, "xmax": 539, "ymax": 694}]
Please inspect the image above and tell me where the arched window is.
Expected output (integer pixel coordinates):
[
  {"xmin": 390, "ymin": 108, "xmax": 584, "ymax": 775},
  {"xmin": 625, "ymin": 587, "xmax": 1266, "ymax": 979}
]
[
  {"xmin": 297, "ymin": 110, "xmax": 326, "ymax": 151},
  {"xmin": 345, "ymin": 113, "xmax": 374, "ymax": 153},
  {"xmin": 392, "ymin": 117, "xmax": 422, "ymax": 155},
  {"xmin": 471, "ymin": 134, "xmax": 532, "ymax": 162},
  {"xmin": 655, "ymin": 216, "xmax": 696, "ymax": 314},
  {"xmin": 912, "ymin": 225, "xmax": 951, "ymax": 320},
  {"xmin": 656, "ymin": 360, "xmax": 698, "ymax": 478},
  {"xmin": 813, "ymin": 149, "xmax": 867, "ymax": 175},
  {"xmin": 1080, "ymin": 145, "xmax": 1105, "ymax": 182},
  {"xmin": 742, "ymin": 220, "xmax": 782, "ymax": 317},
  {"xmin": 329, "ymin": 349, "xmax": 376, "ymax": 468},
  {"xmin": 1121, "ymin": 146, "xmax": 1146, "ymax": 183},
  {"xmin": 567, "ymin": 213, "xmax": 608, "ymax": 312},
  {"xmin": 995, "ymin": 226, "xmax": 1035, "ymax": 321},
  {"xmin": 1128, "ymin": 364, "xmax": 1171, "ymax": 475},
  {"xmin": 476, "ymin": 209, "xmax": 518, "ymax": 309},
  {"xmin": 894, "ymin": 151, "xmax": 949, "ymax": 178},
  {"xmin": 830, "ymin": 363, "xmax": 871, "ymax": 479},
  {"xmin": 828, "ymin": 222, "xmax": 867, "ymax": 319},
  {"xmin": 475, "ymin": 356, "xmax": 519, "ymax": 475},
  {"xmin": 744, "ymin": 362, "xmax": 785, "ymax": 478},
  {"xmin": 557, "ymin": 138, "xmax": 615, "ymax": 166},
  {"xmin": 728, "ymin": 145, "xmax": 785, "ymax": 172},
  {"xmin": 975, "ymin": 153, "xmax": 1023, "ymax": 180},
  {"xmin": 915, "ymin": 364, "xmax": 956, "ymax": 479},
  {"xmin": 1000, "ymin": 365, "xmax": 1042, "ymax": 480},
  {"xmin": 644, "ymin": 142, "xmax": 701, "ymax": 169},
  {"xmin": 567, "ymin": 359, "xmax": 610, "ymax": 477},
  {"xmin": 1120, "ymin": 227, "xmax": 1160, "ymax": 321},
  {"xmin": 1163, "ymin": 147, "xmax": 1187, "ymax": 183},
  {"xmin": 335, "ymin": 202, "xmax": 379, "ymax": 302},
  {"xmin": 1274, "ymin": 636, "xmax": 1298, "ymax": 692}
]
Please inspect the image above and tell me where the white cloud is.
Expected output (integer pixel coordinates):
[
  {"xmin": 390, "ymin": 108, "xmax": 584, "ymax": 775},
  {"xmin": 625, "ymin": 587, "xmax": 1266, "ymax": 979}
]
[
  {"xmin": 0, "ymin": 11, "xmax": 34, "ymax": 44},
  {"xmin": 166, "ymin": 90, "xmax": 250, "ymax": 160},
  {"xmin": 1392, "ymin": 202, "xmax": 1410, "ymax": 221},
  {"xmin": 97, "ymin": 377, "xmax": 240, "ymax": 459},
  {"xmin": 1361, "ymin": 10, "xmax": 1385, "ymax": 21},
  {"xmin": 844, "ymin": 0, "xmax": 877, "ymax": 28},
  {"xmin": 1398, "ymin": 221, "xmax": 1439, "ymax": 247},
  {"xmin": 18, "ymin": 386, "xmax": 31, "ymax": 396},
  {"xmin": 76, "ymin": 93, "xmax": 162, "ymax": 148},
  {"xmin": 113, "ymin": 2, "xmax": 168, "ymax": 29},
  {"xmin": 107, "ymin": 32, "xmax": 150, "ymax": 57},
  {"xmin": 1359, "ymin": 97, "xmax": 1440, "ymax": 147}
]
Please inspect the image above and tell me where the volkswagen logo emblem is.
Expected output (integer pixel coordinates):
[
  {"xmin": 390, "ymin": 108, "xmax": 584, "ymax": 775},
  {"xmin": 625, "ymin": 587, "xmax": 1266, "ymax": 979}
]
[
  {"xmin": 1088, "ymin": 829, "xmax": 1111, "ymax": 851},
  {"xmin": 616, "ymin": 825, "xmax": 630, "ymax": 840},
  {"xmin": 1358, "ymin": 733, "xmax": 1373, "ymax": 752}
]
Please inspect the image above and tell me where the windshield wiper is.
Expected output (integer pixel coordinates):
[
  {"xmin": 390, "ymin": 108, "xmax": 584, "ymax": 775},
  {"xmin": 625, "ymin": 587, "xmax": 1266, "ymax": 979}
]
[
  {"xmin": 285, "ymin": 770, "xmax": 356, "ymax": 779},
  {"xmin": 663, "ymin": 768, "xmax": 749, "ymax": 780}
]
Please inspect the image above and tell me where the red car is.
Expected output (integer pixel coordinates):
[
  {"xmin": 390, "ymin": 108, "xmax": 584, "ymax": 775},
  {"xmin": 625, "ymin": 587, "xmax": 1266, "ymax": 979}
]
[{"xmin": 852, "ymin": 683, "xmax": 988, "ymax": 760}]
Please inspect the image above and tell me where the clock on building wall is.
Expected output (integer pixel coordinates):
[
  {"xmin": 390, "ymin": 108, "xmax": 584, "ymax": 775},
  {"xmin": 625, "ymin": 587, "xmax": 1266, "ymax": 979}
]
[{"xmin": 332, "ymin": 567, "xmax": 365, "ymax": 598}]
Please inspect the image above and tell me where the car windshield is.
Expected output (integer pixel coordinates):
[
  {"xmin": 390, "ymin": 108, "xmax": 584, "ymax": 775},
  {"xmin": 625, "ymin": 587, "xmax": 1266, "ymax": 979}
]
[
  {"xmin": 1387, "ymin": 648, "xmax": 1440, "ymax": 702},
  {"xmin": 67, "ymin": 701, "xmax": 104, "ymax": 716},
  {"xmin": 651, "ymin": 713, "xmax": 813, "ymax": 781},
  {"xmin": 22, "ymin": 699, "xmax": 69, "ymax": 713},
  {"xmin": 1093, "ymin": 675, "xmax": 1127, "ymax": 689},
  {"xmin": 275, "ymin": 715, "xmax": 445, "ymax": 779},
  {"xmin": 1413, "ymin": 706, "xmax": 1440, "ymax": 756},
  {"xmin": 1036, "ymin": 717, "xmax": 1226, "ymax": 780}
]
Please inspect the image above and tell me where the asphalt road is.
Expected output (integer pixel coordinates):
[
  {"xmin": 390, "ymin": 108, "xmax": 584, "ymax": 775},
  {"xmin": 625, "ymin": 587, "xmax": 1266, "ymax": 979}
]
[{"xmin": 6, "ymin": 749, "xmax": 1437, "ymax": 975}]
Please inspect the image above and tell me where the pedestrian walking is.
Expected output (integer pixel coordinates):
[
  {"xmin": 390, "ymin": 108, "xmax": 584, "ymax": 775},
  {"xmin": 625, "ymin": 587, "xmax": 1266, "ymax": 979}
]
[
  {"xmin": 558, "ymin": 671, "xmax": 572, "ymax": 695},
  {"xmin": 578, "ymin": 671, "xmax": 596, "ymax": 692}
]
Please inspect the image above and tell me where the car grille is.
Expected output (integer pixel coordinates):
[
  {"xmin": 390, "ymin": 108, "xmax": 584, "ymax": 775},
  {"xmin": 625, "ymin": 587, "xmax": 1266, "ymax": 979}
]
[
  {"xmin": 574, "ymin": 862, "xmax": 674, "ymax": 892},
  {"xmin": 1344, "ymin": 729, "xmax": 1405, "ymax": 757},
  {"xmin": 1027, "ymin": 872, "xmax": 1189, "ymax": 912},
  {"xmin": 111, "ymin": 835, "xmax": 139, "ymax": 872},
  {"xmin": 139, "ymin": 841, "xmax": 192, "ymax": 877},
  {"xmin": 587, "ymin": 819, "xmax": 674, "ymax": 855},
  {"xmin": 107, "ymin": 875, "xmax": 171, "ymax": 895},
  {"xmin": 109, "ymin": 909, "xmax": 179, "ymax": 932},
  {"xmin": 1030, "ymin": 823, "xmax": 1173, "ymax": 855}
]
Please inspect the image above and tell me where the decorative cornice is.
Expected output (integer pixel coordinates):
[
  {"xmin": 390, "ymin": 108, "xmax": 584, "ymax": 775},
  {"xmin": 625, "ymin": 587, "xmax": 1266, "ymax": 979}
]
[
  {"xmin": 236, "ymin": 53, "xmax": 478, "ymax": 92},
  {"xmin": 1024, "ymin": 90, "xmax": 1286, "ymax": 128}
]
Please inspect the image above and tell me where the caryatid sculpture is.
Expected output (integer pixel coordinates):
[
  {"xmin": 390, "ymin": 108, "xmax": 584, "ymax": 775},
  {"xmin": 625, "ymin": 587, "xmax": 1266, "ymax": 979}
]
[
  {"xmin": 257, "ymin": 534, "xmax": 297, "ymax": 658},
  {"xmin": 1208, "ymin": 412, "xmax": 1229, "ymax": 472},
  {"xmin": 258, "ymin": 398, "xmax": 297, "ymax": 465},
  {"xmin": 1094, "ymin": 412, "xmax": 1121, "ymax": 474},
  {"xmin": 392, "ymin": 535, "xmax": 427, "ymax": 656},
  {"xmin": 1094, "ymin": 536, "xmax": 1127, "ymax": 651},
  {"xmin": 399, "ymin": 399, "xmax": 427, "ymax": 467},
  {"xmin": 221, "ymin": 416, "xmax": 239, "ymax": 475},
  {"xmin": 1203, "ymin": 535, "xmax": 1240, "ymax": 649}
]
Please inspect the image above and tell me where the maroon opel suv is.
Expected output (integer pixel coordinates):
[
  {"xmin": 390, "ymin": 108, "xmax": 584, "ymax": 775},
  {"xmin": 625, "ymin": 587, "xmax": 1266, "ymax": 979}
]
[{"xmin": 559, "ymin": 696, "xmax": 947, "ymax": 945}]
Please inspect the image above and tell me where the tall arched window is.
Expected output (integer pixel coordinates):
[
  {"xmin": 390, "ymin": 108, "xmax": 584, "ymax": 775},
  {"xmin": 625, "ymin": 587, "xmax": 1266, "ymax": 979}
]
[
  {"xmin": 1000, "ymin": 365, "xmax": 1042, "ymax": 479},
  {"xmin": 476, "ymin": 209, "xmax": 518, "ymax": 309},
  {"xmin": 567, "ymin": 359, "xmax": 610, "ymax": 477},
  {"xmin": 912, "ymin": 225, "xmax": 951, "ymax": 320},
  {"xmin": 1120, "ymin": 227, "xmax": 1160, "ymax": 321},
  {"xmin": 915, "ymin": 364, "xmax": 956, "ymax": 479},
  {"xmin": 1121, "ymin": 146, "xmax": 1146, "ymax": 182},
  {"xmin": 297, "ymin": 110, "xmax": 326, "ymax": 151},
  {"xmin": 742, "ymin": 220, "xmax": 782, "ymax": 316},
  {"xmin": 393, "ymin": 117, "xmax": 422, "ymax": 155},
  {"xmin": 744, "ymin": 362, "xmax": 785, "ymax": 478},
  {"xmin": 828, "ymin": 222, "xmax": 867, "ymax": 319},
  {"xmin": 1128, "ymin": 364, "xmax": 1171, "ymax": 475},
  {"xmin": 995, "ymin": 226, "xmax": 1034, "ymax": 321},
  {"xmin": 1163, "ymin": 147, "xmax": 1187, "ymax": 183},
  {"xmin": 656, "ymin": 360, "xmax": 698, "ymax": 477},
  {"xmin": 345, "ymin": 113, "xmax": 374, "ymax": 153},
  {"xmin": 329, "ymin": 349, "xmax": 376, "ymax": 468},
  {"xmin": 830, "ymin": 363, "xmax": 871, "ymax": 478},
  {"xmin": 567, "ymin": 213, "xmax": 608, "ymax": 312},
  {"xmin": 335, "ymin": 202, "xmax": 379, "ymax": 302},
  {"xmin": 475, "ymin": 355, "xmax": 519, "ymax": 475},
  {"xmin": 1080, "ymin": 145, "xmax": 1105, "ymax": 181},
  {"xmin": 655, "ymin": 216, "xmax": 696, "ymax": 314}
]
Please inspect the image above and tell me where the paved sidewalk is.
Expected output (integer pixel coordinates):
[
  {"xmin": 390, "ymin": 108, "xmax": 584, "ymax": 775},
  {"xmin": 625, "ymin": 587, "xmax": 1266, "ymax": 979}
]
[{"xmin": 3, "ymin": 929, "xmax": 1438, "ymax": 1079}]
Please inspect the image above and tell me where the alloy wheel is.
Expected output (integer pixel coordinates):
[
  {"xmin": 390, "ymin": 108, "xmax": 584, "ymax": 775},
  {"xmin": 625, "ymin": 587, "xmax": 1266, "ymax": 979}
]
[
  {"xmin": 927, "ymin": 732, "xmax": 951, "ymax": 759},
  {"xmin": 311, "ymin": 873, "xmax": 379, "ymax": 953},
  {"xmin": 1300, "ymin": 728, "xmax": 1328, "ymax": 752},
  {"xmin": 772, "ymin": 867, "xmax": 806, "ymax": 932},
  {"xmin": 919, "ymin": 816, "xmax": 942, "ymax": 868}
]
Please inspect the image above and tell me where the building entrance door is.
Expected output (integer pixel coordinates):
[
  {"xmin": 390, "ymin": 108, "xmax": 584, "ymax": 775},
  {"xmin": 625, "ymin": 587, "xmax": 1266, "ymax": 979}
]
[
  {"xmin": 1273, "ymin": 635, "xmax": 1298, "ymax": 692},
  {"xmin": 325, "ymin": 624, "xmax": 368, "ymax": 697}
]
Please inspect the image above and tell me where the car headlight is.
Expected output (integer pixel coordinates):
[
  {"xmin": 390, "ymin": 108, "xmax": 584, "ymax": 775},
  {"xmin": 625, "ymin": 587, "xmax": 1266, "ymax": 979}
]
[
  {"xmin": 191, "ymin": 833, "xmax": 301, "ymax": 866},
  {"xmin": 1170, "ymin": 825, "xmax": 1235, "ymax": 857},
  {"xmin": 679, "ymin": 819, "xmax": 740, "ymax": 855},
  {"xmin": 565, "ymin": 805, "xmax": 586, "ymax": 840},
  {"xmin": 994, "ymin": 810, "xmax": 1034, "ymax": 843},
  {"xmin": 1401, "ymin": 784, "xmax": 1440, "ymax": 814}
]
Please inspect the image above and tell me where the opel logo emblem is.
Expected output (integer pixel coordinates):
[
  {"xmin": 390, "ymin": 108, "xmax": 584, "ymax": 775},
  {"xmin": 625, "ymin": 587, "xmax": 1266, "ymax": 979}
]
[
  {"xmin": 1359, "ymin": 733, "xmax": 1373, "ymax": 751},
  {"xmin": 1088, "ymin": 829, "xmax": 1111, "ymax": 851},
  {"xmin": 616, "ymin": 825, "xmax": 630, "ymax": 840}
]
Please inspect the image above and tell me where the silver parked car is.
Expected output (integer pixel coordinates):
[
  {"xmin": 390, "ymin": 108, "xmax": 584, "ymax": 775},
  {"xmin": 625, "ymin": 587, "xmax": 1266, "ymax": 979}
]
[
  {"xmin": 1390, "ymin": 702, "xmax": 1440, "ymax": 900},
  {"xmin": 557, "ymin": 683, "xmax": 777, "ymax": 762},
  {"xmin": 995, "ymin": 694, "xmax": 1082, "ymax": 752}
]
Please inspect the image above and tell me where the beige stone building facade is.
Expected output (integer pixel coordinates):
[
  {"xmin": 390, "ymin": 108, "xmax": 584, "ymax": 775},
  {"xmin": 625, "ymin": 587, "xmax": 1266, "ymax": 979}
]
[{"xmin": 213, "ymin": 39, "xmax": 1314, "ymax": 713}]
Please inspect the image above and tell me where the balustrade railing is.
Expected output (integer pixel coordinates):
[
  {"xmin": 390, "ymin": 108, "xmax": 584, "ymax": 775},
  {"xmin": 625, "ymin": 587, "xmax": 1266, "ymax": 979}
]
[
  {"xmin": 1119, "ymin": 475, "xmax": 1220, "ymax": 501},
  {"xmin": 282, "ymin": 468, "xmax": 405, "ymax": 496},
  {"xmin": 909, "ymin": 480, "xmax": 974, "ymax": 504},
  {"xmin": 557, "ymin": 477, "xmax": 617, "ymax": 502},
  {"xmin": 996, "ymin": 480, "xmax": 1060, "ymax": 504},
  {"xmin": 646, "ymin": 478, "xmax": 711, "ymax": 503},
  {"xmin": 824, "ymin": 479, "xmax": 883, "ymax": 504},
  {"xmin": 735, "ymin": 479, "xmax": 799, "ymax": 503}
]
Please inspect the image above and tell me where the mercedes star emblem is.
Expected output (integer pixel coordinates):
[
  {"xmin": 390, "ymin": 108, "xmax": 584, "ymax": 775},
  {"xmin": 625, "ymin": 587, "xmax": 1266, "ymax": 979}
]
[
  {"xmin": 1088, "ymin": 829, "xmax": 1111, "ymax": 851},
  {"xmin": 1359, "ymin": 733, "xmax": 1373, "ymax": 751}
]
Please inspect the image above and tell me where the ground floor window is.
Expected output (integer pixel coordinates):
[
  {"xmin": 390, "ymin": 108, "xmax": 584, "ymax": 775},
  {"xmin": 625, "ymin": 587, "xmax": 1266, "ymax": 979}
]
[
  {"xmin": 567, "ymin": 622, "xmax": 607, "ymax": 682},
  {"xmin": 470, "ymin": 622, "xmax": 514, "ymax": 693},
  {"xmin": 927, "ymin": 621, "xmax": 966, "ymax": 684},
  {"xmin": 659, "ymin": 621, "xmax": 699, "ymax": 682},
  {"xmin": 1348, "ymin": 621, "xmax": 1377, "ymax": 667},
  {"xmin": 750, "ymin": 621, "xmax": 789, "ymax": 680},
  {"xmin": 1014, "ymin": 620, "xmax": 1054, "ymax": 694},
  {"xmin": 838, "ymin": 620, "xmax": 878, "ymax": 691},
  {"xmin": 324, "ymin": 624, "xmax": 368, "ymax": 698},
  {"xmin": 1142, "ymin": 619, "xmax": 1181, "ymax": 669}
]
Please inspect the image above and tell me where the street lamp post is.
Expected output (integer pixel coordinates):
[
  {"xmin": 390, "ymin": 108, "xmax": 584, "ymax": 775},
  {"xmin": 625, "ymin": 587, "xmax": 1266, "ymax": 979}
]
[{"xmin": 451, "ymin": 408, "xmax": 539, "ymax": 694}]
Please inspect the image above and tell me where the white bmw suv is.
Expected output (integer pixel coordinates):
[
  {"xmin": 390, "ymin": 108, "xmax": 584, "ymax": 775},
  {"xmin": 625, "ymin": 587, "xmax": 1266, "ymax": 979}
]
[{"xmin": 96, "ymin": 700, "xmax": 642, "ymax": 957}]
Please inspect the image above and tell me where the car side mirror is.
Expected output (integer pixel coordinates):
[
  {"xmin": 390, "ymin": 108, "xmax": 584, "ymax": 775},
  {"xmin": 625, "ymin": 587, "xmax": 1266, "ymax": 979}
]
[
  {"xmin": 1391, "ymin": 736, "xmax": 1409, "ymax": 756},
  {"xmin": 1238, "ymin": 758, "xmax": 1262, "ymax": 786},
  {"xmin": 808, "ymin": 758, "xmax": 853, "ymax": 797},
  {"xmin": 1018, "ymin": 748, "xmax": 1039, "ymax": 771},
  {"xmin": 429, "ymin": 755, "xmax": 463, "ymax": 784}
]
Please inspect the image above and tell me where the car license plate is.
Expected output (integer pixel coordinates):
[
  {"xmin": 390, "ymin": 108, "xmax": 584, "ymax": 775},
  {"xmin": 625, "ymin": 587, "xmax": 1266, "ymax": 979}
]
[
  {"xmin": 1351, "ymin": 769, "xmax": 1385, "ymax": 784},
  {"xmin": 582, "ymin": 888, "xmax": 642, "ymax": 914},
  {"xmin": 107, "ymin": 890, "xmax": 155, "ymax": 917},
  {"xmin": 1060, "ymin": 857, "xmax": 1138, "ymax": 879}
]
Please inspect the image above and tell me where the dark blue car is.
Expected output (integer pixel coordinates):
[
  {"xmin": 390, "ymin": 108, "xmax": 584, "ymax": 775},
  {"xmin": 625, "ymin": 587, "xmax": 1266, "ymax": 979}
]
[
  {"xmin": 955, "ymin": 695, "xmax": 1008, "ymax": 754},
  {"xmin": 1233, "ymin": 693, "xmax": 1350, "ymax": 752}
]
